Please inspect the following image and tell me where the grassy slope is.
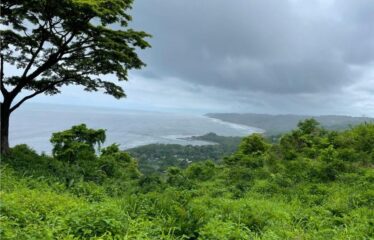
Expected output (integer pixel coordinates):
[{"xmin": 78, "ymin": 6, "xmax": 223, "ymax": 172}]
[{"xmin": 1, "ymin": 122, "xmax": 374, "ymax": 239}]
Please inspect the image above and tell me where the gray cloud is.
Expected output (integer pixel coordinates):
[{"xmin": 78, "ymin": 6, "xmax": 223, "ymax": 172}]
[
  {"xmin": 24, "ymin": 0, "xmax": 374, "ymax": 117},
  {"xmin": 130, "ymin": 0, "xmax": 374, "ymax": 95}
]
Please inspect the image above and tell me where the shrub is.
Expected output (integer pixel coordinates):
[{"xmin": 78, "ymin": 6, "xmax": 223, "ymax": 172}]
[
  {"xmin": 239, "ymin": 134, "xmax": 269, "ymax": 156},
  {"xmin": 50, "ymin": 124, "xmax": 105, "ymax": 163},
  {"xmin": 199, "ymin": 218, "xmax": 250, "ymax": 240},
  {"xmin": 185, "ymin": 161, "xmax": 216, "ymax": 181}
]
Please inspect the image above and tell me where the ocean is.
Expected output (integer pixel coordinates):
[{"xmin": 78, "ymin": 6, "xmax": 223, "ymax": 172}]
[{"xmin": 10, "ymin": 103, "xmax": 262, "ymax": 153}]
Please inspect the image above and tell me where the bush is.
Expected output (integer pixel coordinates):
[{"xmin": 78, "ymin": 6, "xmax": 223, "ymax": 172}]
[
  {"xmin": 50, "ymin": 124, "xmax": 105, "ymax": 163},
  {"xmin": 239, "ymin": 134, "xmax": 269, "ymax": 156},
  {"xmin": 66, "ymin": 205, "xmax": 129, "ymax": 238},
  {"xmin": 199, "ymin": 218, "xmax": 250, "ymax": 240},
  {"xmin": 185, "ymin": 161, "xmax": 216, "ymax": 181}
]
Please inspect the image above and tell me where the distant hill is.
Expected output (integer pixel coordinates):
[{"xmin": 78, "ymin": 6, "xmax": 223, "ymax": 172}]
[{"xmin": 206, "ymin": 113, "xmax": 374, "ymax": 135}]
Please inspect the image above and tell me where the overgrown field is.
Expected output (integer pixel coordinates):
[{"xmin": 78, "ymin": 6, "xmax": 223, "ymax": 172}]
[{"xmin": 1, "ymin": 120, "xmax": 373, "ymax": 239}]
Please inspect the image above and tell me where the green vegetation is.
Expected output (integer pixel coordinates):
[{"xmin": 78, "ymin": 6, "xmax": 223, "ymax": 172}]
[
  {"xmin": 207, "ymin": 113, "xmax": 374, "ymax": 136},
  {"xmin": 1, "ymin": 120, "xmax": 374, "ymax": 239},
  {"xmin": 128, "ymin": 133, "xmax": 242, "ymax": 174},
  {"xmin": 0, "ymin": 0, "xmax": 150, "ymax": 153}
]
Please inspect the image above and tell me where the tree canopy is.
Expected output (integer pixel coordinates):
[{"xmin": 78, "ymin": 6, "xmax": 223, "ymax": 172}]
[
  {"xmin": 1, "ymin": 0, "xmax": 150, "ymax": 105},
  {"xmin": 0, "ymin": 0, "xmax": 150, "ymax": 153},
  {"xmin": 50, "ymin": 124, "xmax": 106, "ymax": 162}
]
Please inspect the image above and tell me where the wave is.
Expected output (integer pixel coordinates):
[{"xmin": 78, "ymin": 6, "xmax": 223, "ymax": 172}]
[{"xmin": 206, "ymin": 117, "xmax": 264, "ymax": 134}]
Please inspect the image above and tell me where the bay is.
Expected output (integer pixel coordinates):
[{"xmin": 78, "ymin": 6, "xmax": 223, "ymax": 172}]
[{"xmin": 10, "ymin": 103, "xmax": 262, "ymax": 153}]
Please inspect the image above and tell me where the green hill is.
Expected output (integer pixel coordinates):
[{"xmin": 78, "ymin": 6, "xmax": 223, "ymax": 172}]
[{"xmin": 207, "ymin": 113, "xmax": 374, "ymax": 135}]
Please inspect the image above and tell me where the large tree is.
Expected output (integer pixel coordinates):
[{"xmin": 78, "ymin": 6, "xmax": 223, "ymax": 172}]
[{"xmin": 0, "ymin": 0, "xmax": 150, "ymax": 153}]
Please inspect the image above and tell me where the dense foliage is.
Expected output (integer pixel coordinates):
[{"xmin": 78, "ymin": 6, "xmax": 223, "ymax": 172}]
[
  {"xmin": 128, "ymin": 133, "xmax": 242, "ymax": 173},
  {"xmin": 1, "ymin": 120, "xmax": 373, "ymax": 239}
]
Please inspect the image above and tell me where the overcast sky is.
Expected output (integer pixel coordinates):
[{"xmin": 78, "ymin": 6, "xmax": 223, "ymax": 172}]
[{"xmin": 30, "ymin": 0, "xmax": 374, "ymax": 116}]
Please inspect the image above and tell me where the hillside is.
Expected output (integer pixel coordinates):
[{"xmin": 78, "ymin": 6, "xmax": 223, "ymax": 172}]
[
  {"xmin": 207, "ymin": 113, "xmax": 374, "ymax": 135},
  {"xmin": 1, "ymin": 120, "xmax": 373, "ymax": 239}
]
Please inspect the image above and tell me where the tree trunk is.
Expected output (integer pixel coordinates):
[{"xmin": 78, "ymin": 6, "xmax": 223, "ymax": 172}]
[{"xmin": 1, "ymin": 102, "xmax": 10, "ymax": 154}]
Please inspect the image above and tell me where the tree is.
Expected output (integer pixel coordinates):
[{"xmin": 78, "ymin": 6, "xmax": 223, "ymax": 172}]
[
  {"xmin": 50, "ymin": 124, "xmax": 105, "ymax": 163},
  {"xmin": 239, "ymin": 134, "xmax": 269, "ymax": 155},
  {"xmin": 297, "ymin": 118, "xmax": 321, "ymax": 135},
  {"xmin": 0, "ymin": 0, "xmax": 150, "ymax": 153}
]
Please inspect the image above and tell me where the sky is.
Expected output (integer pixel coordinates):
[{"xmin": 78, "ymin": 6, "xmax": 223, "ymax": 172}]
[{"xmin": 19, "ymin": 0, "xmax": 374, "ymax": 116}]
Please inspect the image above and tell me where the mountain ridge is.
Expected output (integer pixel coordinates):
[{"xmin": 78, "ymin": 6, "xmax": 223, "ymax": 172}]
[{"xmin": 206, "ymin": 112, "xmax": 374, "ymax": 135}]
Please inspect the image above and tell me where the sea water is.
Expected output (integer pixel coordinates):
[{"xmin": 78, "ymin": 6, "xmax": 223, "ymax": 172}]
[{"xmin": 10, "ymin": 103, "xmax": 262, "ymax": 153}]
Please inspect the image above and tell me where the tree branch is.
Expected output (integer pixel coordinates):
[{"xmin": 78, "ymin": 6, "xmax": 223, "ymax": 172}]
[
  {"xmin": 21, "ymin": 37, "xmax": 46, "ymax": 78},
  {"xmin": 48, "ymin": 17, "xmax": 65, "ymax": 37},
  {"xmin": 64, "ymin": 43, "xmax": 95, "ymax": 55},
  {"xmin": 9, "ymin": 78, "xmax": 67, "ymax": 113},
  {"xmin": 10, "ymin": 31, "xmax": 76, "ymax": 98}
]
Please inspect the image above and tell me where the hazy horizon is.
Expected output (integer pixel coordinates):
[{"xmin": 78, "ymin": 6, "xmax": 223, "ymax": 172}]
[{"xmin": 18, "ymin": 102, "xmax": 374, "ymax": 118}]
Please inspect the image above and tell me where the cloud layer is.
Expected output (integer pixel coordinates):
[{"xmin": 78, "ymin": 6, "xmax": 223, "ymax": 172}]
[
  {"xmin": 22, "ymin": 0, "xmax": 374, "ymax": 116},
  {"xmin": 111, "ymin": 0, "xmax": 373, "ymax": 115}
]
